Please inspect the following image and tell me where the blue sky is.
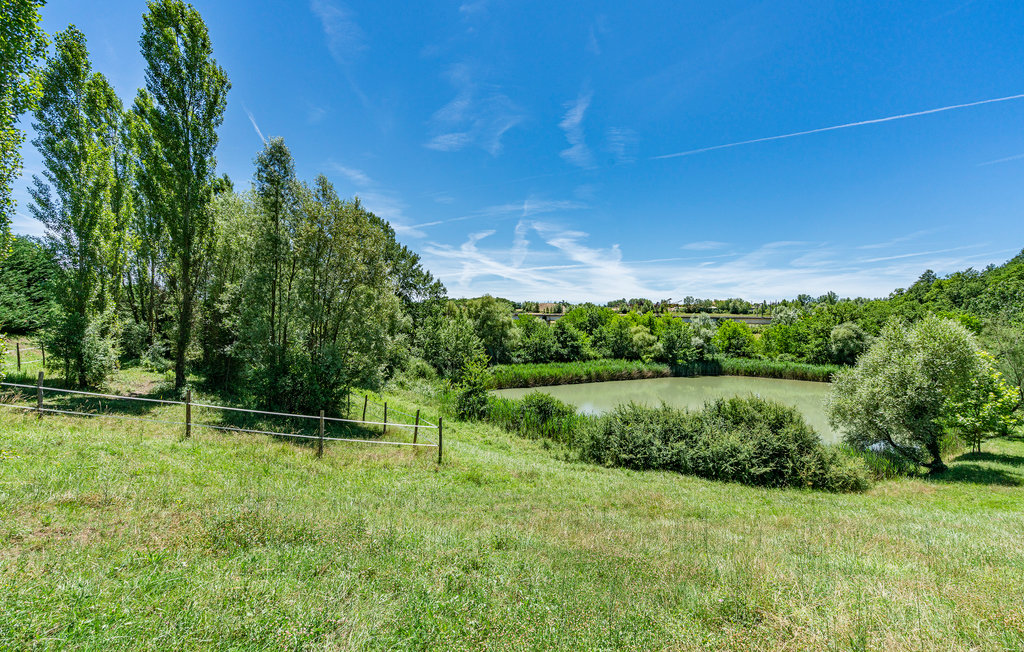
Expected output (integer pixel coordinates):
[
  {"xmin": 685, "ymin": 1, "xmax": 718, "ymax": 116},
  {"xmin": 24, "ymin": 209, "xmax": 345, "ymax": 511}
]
[{"xmin": 12, "ymin": 0, "xmax": 1024, "ymax": 301}]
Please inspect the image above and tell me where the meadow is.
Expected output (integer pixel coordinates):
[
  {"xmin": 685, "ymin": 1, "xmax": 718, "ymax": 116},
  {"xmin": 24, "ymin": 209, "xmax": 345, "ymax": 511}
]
[{"xmin": 1, "ymin": 369, "xmax": 1023, "ymax": 650}]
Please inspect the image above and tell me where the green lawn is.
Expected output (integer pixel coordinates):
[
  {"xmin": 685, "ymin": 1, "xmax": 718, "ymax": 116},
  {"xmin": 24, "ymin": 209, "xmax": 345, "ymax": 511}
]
[{"xmin": 1, "ymin": 374, "xmax": 1023, "ymax": 650}]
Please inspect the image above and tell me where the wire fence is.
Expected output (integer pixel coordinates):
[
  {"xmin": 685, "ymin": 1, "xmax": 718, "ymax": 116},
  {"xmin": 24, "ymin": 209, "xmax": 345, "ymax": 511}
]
[
  {"xmin": 0, "ymin": 341, "xmax": 45, "ymax": 372},
  {"xmin": 0, "ymin": 374, "xmax": 443, "ymax": 463}
]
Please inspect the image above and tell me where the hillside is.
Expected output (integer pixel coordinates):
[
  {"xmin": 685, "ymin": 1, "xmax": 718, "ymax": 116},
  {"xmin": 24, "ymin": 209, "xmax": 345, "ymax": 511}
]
[{"xmin": 2, "ymin": 392, "xmax": 1023, "ymax": 650}]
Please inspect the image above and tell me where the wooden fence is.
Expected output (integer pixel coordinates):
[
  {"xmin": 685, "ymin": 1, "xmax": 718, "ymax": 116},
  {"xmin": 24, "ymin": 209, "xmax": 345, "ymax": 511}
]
[{"xmin": 0, "ymin": 372, "xmax": 443, "ymax": 463}]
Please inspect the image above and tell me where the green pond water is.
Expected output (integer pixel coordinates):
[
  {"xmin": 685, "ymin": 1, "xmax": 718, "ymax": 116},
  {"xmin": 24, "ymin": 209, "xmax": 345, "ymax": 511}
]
[{"xmin": 492, "ymin": 376, "xmax": 840, "ymax": 444}]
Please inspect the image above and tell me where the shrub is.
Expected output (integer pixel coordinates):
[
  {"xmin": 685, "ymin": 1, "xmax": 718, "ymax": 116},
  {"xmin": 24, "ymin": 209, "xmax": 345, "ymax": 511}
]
[
  {"xmin": 577, "ymin": 397, "xmax": 869, "ymax": 492},
  {"xmin": 486, "ymin": 392, "xmax": 580, "ymax": 444},
  {"xmin": 454, "ymin": 353, "xmax": 490, "ymax": 420}
]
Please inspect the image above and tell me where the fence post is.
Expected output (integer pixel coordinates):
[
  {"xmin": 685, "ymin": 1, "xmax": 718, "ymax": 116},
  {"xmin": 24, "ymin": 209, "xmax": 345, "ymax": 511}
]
[
  {"xmin": 437, "ymin": 417, "xmax": 443, "ymax": 464},
  {"xmin": 318, "ymin": 410, "xmax": 324, "ymax": 458},
  {"xmin": 16, "ymin": 342, "xmax": 21, "ymax": 371},
  {"xmin": 41, "ymin": 346, "xmax": 45, "ymax": 367},
  {"xmin": 383, "ymin": 402, "xmax": 387, "ymax": 435},
  {"xmin": 36, "ymin": 371, "xmax": 43, "ymax": 418},
  {"xmin": 185, "ymin": 389, "xmax": 192, "ymax": 439},
  {"xmin": 362, "ymin": 395, "xmax": 368, "ymax": 422},
  {"xmin": 413, "ymin": 409, "xmax": 420, "ymax": 444}
]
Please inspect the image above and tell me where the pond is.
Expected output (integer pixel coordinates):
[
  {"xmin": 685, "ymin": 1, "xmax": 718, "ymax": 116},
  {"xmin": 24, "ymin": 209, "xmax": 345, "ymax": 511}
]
[{"xmin": 492, "ymin": 376, "xmax": 841, "ymax": 444}]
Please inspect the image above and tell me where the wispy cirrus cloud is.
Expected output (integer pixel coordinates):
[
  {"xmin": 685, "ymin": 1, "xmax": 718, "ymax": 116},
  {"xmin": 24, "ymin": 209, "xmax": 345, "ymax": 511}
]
[
  {"xmin": 421, "ymin": 223, "xmax": 1012, "ymax": 302},
  {"xmin": 681, "ymin": 240, "xmax": 728, "ymax": 251},
  {"xmin": 408, "ymin": 197, "xmax": 587, "ymax": 230},
  {"xmin": 310, "ymin": 0, "xmax": 365, "ymax": 65},
  {"xmin": 559, "ymin": 91, "xmax": 595, "ymax": 169},
  {"xmin": 326, "ymin": 161, "xmax": 424, "ymax": 237},
  {"xmin": 425, "ymin": 64, "xmax": 525, "ymax": 155}
]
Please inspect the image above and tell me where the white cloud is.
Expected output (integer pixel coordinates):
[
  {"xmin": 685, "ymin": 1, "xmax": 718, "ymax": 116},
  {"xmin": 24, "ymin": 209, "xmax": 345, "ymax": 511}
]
[
  {"xmin": 329, "ymin": 163, "xmax": 374, "ymax": 187},
  {"xmin": 681, "ymin": 240, "xmax": 728, "ymax": 250},
  {"xmin": 310, "ymin": 0, "xmax": 365, "ymax": 65},
  {"xmin": 424, "ymin": 64, "xmax": 525, "ymax": 155},
  {"xmin": 605, "ymin": 127, "xmax": 637, "ymax": 164},
  {"xmin": 559, "ymin": 91, "xmax": 595, "ymax": 169},
  {"xmin": 420, "ymin": 223, "xmax": 1013, "ymax": 302}
]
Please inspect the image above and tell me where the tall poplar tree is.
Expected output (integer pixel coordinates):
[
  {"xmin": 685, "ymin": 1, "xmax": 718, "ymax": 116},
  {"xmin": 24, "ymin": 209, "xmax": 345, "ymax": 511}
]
[
  {"xmin": 29, "ymin": 26, "xmax": 122, "ymax": 386},
  {"xmin": 0, "ymin": 0, "xmax": 48, "ymax": 253},
  {"xmin": 136, "ymin": 0, "xmax": 229, "ymax": 389}
]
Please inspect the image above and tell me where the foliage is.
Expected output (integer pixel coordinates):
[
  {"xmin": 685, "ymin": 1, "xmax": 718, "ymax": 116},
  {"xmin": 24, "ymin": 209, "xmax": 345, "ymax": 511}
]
[
  {"xmin": 466, "ymin": 295, "xmax": 515, "ymax": 363},
  {"xmin": 827, "ymin": 316, "xmax": 1002, "ymax": 472},
  {"xmin": 419, "ymin": 306, "xmax": 484, "ymax": 380},
  {"xmin": 937, "ymin": 352, "xmax": 1019, "ymax": 453},
  {"xmin": 136, "ymin": 0, "xmax": 230, "ymax": 389},
  {"xmin": 29, "ymin": 27, "xmax": 124, "ymax": 386},
  {"xmin": 577, "ymin": 398, "xmax": 869, "ymax": 492},
  {"xmin": 454, "ymin": 352, "xmax": 490, "ymax": 420},
  {"xmin": 711, "ymin": 320, "xmax": 753, "ymax": 357},
  {"xmin": 982, "ymin": 314, "xmax": 1024, "ymax": 409},
  {"xmin": 41, "ymin": 311, "xmax": 117, "ymax": 387},
  {"xmin": 689, "ymin": 313, "xmax": 717, "ymax": 359},
  {"xmin": 828, "ymin": 322, "xmax": 870, "ymax": 365},
  {"xmin": 0, "ymin": 0, "xmax": 48, "ymax": 251},
  {"xmin": 0, "ymin": 235, "xmax": 56, "ymax": 332},
  {"xmin": 510, "ymin": 314, "xmax": 557, "ymax": 363},
  {"xmin": 486, "ymin": 392, "xmax": 580, "ymax": 444}
]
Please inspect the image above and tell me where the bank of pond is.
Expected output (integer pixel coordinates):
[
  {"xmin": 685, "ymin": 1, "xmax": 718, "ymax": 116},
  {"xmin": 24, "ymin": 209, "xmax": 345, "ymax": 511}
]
[
  {"xmin": 493, "ymin": 375, "xmax": 838, "ymax": 442},
  {"xmin": 480, "ymin": 374, "xmax": 920, "ymax": 493}
]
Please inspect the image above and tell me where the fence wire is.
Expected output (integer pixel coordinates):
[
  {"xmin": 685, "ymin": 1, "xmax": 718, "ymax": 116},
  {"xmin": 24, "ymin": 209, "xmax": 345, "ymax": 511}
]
[{"xmin": 0, "ymin": 381, "xmax": 440, "ymax": 450}]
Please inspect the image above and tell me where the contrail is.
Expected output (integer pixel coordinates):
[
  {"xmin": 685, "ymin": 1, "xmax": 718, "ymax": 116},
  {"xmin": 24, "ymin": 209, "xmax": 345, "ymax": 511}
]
[
  {"xmin": 977, "ymin": 152, "xmax": 1024, "ymax": 166},
  {"xmin": 243, "ymin": 105, "xmax": 266, "ymax": 144},
  {"xmin": 653, "ymin": 93, "xmax": 1024, "ymax": 160}
]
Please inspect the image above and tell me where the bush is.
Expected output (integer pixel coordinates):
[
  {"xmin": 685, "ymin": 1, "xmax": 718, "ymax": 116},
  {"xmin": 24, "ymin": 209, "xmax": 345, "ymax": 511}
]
[
  {"xmin": 577, "ymin": 397, "xmax": 869, "ymax": 492},
  {"xmin": 454, "ymin": 353, "xmax": 490, "ymax": 420},
  {"xmin": 486, "ymin": 392, "xmax": 580, "ymax": 444},
  {"xmin": 42, "ymin": 312, "xmax": 117, "ymax": 387}
]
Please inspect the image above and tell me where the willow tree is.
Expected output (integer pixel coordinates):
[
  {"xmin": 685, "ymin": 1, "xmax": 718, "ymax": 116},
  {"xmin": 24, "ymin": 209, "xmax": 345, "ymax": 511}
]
[
  {"xmin": 136, "ymin": 0, "xmax": 229, "ymax": 389},
  {"xmin": 29, "ymin": 26, "xmax": 122, "ymax": 386},
  {"xmin": 0, "ymin": 0, "xmax": 48, "ymax": 253}
]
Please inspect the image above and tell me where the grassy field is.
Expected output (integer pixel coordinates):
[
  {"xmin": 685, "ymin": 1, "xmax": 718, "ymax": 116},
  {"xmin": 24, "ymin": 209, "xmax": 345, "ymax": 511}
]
[{"xmin": 1, "ymin": 369, "xmax": 1023, "ymax": 650}]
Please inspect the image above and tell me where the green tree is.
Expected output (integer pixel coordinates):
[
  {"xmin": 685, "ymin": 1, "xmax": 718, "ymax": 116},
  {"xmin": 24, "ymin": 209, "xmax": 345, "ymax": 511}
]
[
  {"xmin": 466, "ymin": 294, "xmax": 515, "ymax": 363},
  {"xmin": 712, "ymin": 319, "xmax": 753, "ymax": 357},
  {"xmin": 29, "ymin": 26, "xmax": 122, "ymax": 386},
  {"xmin": 828, "ymin": 322, "xmax": 869, "ymax": 365},
  {"xmin": 826, "ymin": 316, "xmax": 1000, "ymax": 472},
  {"xmin": 136, "ymin": 0, "xmax": 230, "ymax": 389},
  {"xmin": 938, "ymin": 351, "xmax": 1018, "ymax": 453},
  {"xmin": 419, "ymin": 304, "xmax": 483, "ymax": 379},
  {"xmin": 0, "ymin": 235, "xmax": 56, "ymax": 332},
  {"xmin": 982, "ymin": 315, "xmax": 1024, "ymax": 409},
  {"xmin": 1, "ymin": 0, "xmax": 48, "ymax": 252}
]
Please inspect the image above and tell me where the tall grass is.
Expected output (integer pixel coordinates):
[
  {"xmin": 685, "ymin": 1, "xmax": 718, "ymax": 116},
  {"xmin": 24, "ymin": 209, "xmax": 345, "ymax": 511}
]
[
  {"xmin": 486, "ymin": 393, "xmax": 581, "ymax": 445},
  {"xmin": 486, "ymin": 359, "xmax": 672, "ymax": 389},
  {"xmin": 486, "ymin": 357, "xmax": 839, "ymax": 389},
  {"xmin": 707, "ymin": 357, "xmax": 839, "ymax": 382}
]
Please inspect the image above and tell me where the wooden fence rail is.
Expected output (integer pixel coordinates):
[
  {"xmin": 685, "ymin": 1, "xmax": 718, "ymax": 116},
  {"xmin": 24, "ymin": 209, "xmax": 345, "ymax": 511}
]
[{"xmin": 0, "ymin": 375, "xmax": 444, "ymax": 462}]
